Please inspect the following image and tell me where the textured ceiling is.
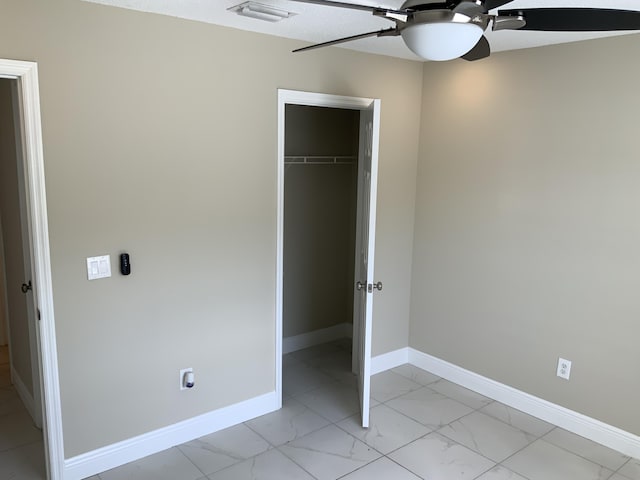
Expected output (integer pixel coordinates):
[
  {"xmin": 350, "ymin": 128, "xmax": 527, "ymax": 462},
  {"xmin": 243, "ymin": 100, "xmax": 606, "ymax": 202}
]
[{"xmin": 82, "ymin": 0, "xmax": 640, "ymax": 61}]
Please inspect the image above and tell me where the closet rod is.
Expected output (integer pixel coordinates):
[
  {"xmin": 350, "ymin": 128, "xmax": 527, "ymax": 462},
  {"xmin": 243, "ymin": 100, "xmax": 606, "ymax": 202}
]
[{"xmin": 284, "ymin": 155, "xmax": 356, "ymax": 165}]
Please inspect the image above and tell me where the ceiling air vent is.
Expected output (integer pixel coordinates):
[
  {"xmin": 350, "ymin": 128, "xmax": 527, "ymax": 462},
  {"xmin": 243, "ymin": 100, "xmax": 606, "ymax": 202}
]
[{"xmin": 228, "ymin": 2, "xmax": 295, "ymax": 23}]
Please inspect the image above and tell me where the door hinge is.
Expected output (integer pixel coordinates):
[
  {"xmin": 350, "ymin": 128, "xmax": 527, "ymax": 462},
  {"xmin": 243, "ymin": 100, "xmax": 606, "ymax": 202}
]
[{"xmin": 37, "ymin": 308, "xmax": 41, "ymax": 321}]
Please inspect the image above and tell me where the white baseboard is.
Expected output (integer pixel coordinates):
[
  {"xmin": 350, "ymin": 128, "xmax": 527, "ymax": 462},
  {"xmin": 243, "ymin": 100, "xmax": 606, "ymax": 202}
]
[
  {"xmin": 283, "ymin": 323, "xmax": 352, "ymax": 354},
  {"xmin": 408, "ymin": 348, "xmax": 640, "ymax": 459},
  {"xmin": 371, "ymin": 347, "xmax": 409, "ymax": 375},
  {"xmin": 63, "ymin": 391, "xmax": 278, "ymax": 480},
  {"xmin": 63, "ymin": 346, "xmax": 640, "ymax": 480},
  {"xmin": 11, "ymin": 366, "xmax": 35, "ymax": 422}
]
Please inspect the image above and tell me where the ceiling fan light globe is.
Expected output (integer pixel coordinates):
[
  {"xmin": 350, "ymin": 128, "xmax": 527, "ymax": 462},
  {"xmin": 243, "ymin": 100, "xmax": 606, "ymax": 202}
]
[{"xmin": 401, "ymin": 22, "xmax": 484, "ymax": 61}]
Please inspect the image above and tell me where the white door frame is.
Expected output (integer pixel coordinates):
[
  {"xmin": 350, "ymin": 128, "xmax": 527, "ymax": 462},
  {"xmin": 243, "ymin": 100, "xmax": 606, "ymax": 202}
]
[
  {"xmin": 0, "ymin": 59, "xmax": 64, "ymax": 480},
  {"xmin": 275, "ymin": 88, "xmax": 380, "ymax": 406}
]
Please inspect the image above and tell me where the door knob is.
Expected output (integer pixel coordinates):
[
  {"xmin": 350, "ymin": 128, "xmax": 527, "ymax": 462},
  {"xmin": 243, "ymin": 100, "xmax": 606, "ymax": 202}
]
[
  {"xmin": 356, "ymin": 281, "xmax": 365, "ymax": 291},
  {"xmin": 373, "ymin": 281, "xmax": 383, "ymax": 291},
  {"xmin": 21, "ymin": 280, "xmax": 32, "ymax": 293}
]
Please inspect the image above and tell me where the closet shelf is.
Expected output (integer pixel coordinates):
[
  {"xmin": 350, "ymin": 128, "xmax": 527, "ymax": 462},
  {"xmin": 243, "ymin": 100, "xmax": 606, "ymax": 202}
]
[{"xmin": 285, "ymin": 155, "xmax": 356, "ymax": 165}]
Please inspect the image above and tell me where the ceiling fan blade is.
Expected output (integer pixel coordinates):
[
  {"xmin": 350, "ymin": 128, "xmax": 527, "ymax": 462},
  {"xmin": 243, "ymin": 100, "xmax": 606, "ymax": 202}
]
[
  {"xmin": 461, "ymin": 35, "xmax": 490, "ymax": 61},
  {"xmin": 483, "ymin": 0, "xmax": 514, "ymax": 11},
  {"xmin": 287, "ymin": 0, "xmax": 408, "ymax": 16},
  {"xmin": 498, "ymin": 8, "xmax": 640, "ymax": 31},
  {"xmin": 293, "ymin": 28, "xmax": 399, "ymax": 53}
]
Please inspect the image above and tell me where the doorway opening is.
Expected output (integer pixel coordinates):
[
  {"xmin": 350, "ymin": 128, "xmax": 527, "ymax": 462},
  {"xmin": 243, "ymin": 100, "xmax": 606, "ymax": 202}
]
[
  {"xmin": 276, "ymin": 90, "xmax": 381, "ymax": 428},
  {"xmin": 0, "ymin": 59, "xmax": 63, "ymax": 480},
  {"xmin": 281, "ymin": 103, "xmax": 359, "ymax": 414},
  {"xmin": 0, "ymin": 77, "xmax": 45, "ymax": 476}
]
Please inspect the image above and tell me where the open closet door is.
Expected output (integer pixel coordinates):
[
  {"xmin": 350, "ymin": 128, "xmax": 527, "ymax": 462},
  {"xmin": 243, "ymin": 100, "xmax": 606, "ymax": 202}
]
[{"xmin": 352, "ymin": 99, "xmax": 380, "ymax": 428}]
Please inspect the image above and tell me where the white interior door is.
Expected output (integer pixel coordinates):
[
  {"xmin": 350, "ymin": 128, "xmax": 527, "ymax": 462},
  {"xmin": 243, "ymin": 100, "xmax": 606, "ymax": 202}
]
[
  {"xmin": 352, "ymin": 99, "xmax": 380, "ymax": 428},
  {"xmin": 11, "ymin": 80, "xmax": 43, "ymax": 428}
]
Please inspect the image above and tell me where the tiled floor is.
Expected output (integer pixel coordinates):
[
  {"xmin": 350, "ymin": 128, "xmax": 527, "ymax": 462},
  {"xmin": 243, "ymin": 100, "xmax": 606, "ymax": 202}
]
[
  {"xmin": 0, "ymin": 344, "xmax": 47, "ymax": 480},
  {"xmin": 2, "ymin": 340, "xmax": 640, "ymax": 479}
]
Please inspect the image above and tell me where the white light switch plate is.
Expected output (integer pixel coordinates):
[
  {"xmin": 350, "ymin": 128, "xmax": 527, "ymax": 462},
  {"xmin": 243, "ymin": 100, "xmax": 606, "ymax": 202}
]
[{"xmin": 87, "ymin": 255, "xmax": 111, "ymax": 280}]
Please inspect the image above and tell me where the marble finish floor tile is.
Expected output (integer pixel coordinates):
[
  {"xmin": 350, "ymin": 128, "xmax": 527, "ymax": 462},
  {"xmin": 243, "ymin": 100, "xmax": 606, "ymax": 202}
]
[
  {"xmin": 0, "ymin": 440, "xmax": 46, "ymax": 480},
  {"xmin": 99, "ymin": 447, "xmax": 203, "ymax": 480},
  {"xmin": 475, "ymin": 465, "xmax": 529, "ymax": 480},
  {"xmin": 178, "ymin": 424, "xmax": 271, "ymax": 475},
  {"xmin": 294, "ymin": 382, "xmax": 361, "ymax": 423},
  {"xmin": 0, "ymin": 386, "xmax": 26, "ymax": 417},
  {"xmin": 542, "ymin": 427, "xmax": 630, "ymax": 471},
  {"xmin": 503, "ymin": 439, "xmax": 613, "ymax": 480},
  {"xmin": 391, "ymin": 364, "xmax": 440, "ymax": 386},
  {"xmin": 283, "ymin": 354, "xmax": 305, "ymax": 369},
  {"xmin": 283, "ymin": 362, "xmax": 336, "ymax": 397},
  {"xmin": 438, "ymin": 411, "xmax": 536, "ymax": 462},
  {"xmin": 310, "ymin": 350, "xmax": 358, "ymax": 388},
  {"xmin": 245, "ymin": 397, "xmax": 330, "ymax": 446},
  {"xmin": 386, "ymin": 386, "xmax": 474, "ymax": 429},
  {"xmin": 479, "ymin": 401, "xmax": 554, "ymax": 437},
  {"xmin": 370, "ymin": 370, "xmax": 422, "ymax": 403},
  {"xmin": 206, "ymin": 448, "xmax": 315, "ymax": 480},
  {"xmin": 337, "ymin": 404, "xmax": 431, "ymax": 454},
  {"xmin": 612, "ymin": 474, "xmax": 635, "ymax": 480},
  {"xmin": 304, "ymin": 348, "xmax": 352, "ymax": 371},
  {"xmin": 609, "ymin": 473, "xmax": 631, "ymax": 480},
  {"xmin": 0, "ymin": 409, "xmax": 42, "ymax": 451},
  {"xmin": 618, "ymin": 458, "xmax": 640, "ymax": 479},
  {"xmin": 427, "ymin": 379, "xmax": 493, "ymax": 410},
  {"xmin": 290, "ymin": 343, "xmax": 344, "ymax": 363},
  {"xmin": 323, "ymin": 368, "xmax": 358, "ymax": 388},
  {"xmin": 389, "ymin": 432, "xmax": 495, "ymax": 479},
  {"xmin": 278, "ymin": 425, "xmax": 380, "ymax": 480},
  {"xmin": 339, "ymin": 457, "xmax": 421, "ymax": 480}
]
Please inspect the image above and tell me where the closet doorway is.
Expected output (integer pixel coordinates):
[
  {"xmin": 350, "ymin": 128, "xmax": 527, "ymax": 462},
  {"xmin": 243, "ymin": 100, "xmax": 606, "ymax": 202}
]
[
  {"xmin": 0, "ymin": 59, "xmax": 63, "ymax": 480},
  {"xmin": 276, "ymin": 90, "xmax": 381, "ymax": 428}
]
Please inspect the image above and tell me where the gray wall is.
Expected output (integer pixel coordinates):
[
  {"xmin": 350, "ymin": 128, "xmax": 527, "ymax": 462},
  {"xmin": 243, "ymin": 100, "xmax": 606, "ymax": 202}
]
[
  {"xmin": 410, "ymin": 34, "xmax": 640, "ymax": 436},
  {"xmin": 0, "ymin": 0, "xmax": 422, "ymax": 457},
  {"xmin": 0, "ymin": 79, "xmax": 33, "ymax": 393},
  {"xmin": 283, "ymin": 106, "xmax": 358, "ymax": 338}
]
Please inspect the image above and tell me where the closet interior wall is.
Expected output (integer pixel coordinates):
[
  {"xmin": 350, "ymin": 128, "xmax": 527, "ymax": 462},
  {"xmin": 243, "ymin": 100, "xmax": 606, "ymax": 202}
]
[{"xmin": 283, "ymin": 105, "xmax": 360, "ymax": 343}]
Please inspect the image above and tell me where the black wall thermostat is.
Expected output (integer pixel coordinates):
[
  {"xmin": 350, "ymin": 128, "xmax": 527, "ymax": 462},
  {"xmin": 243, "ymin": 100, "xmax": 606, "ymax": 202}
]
[{"xmin": 120, "ymin": 253, "xmax": 131, "ymax": 275}]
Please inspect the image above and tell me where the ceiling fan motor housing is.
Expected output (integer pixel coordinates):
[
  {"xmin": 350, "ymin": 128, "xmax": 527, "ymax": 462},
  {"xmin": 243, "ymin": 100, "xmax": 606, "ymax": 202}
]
[{"xmin": 400, "ymin": 10, "xmax": 489, "ymax": 61}]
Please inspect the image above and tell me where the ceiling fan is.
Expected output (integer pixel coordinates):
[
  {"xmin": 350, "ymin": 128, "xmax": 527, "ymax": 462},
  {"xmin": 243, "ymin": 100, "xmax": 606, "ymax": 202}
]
[{"xmin": 287, "ymin": 0, "xmax": 640, "ymax": 61}]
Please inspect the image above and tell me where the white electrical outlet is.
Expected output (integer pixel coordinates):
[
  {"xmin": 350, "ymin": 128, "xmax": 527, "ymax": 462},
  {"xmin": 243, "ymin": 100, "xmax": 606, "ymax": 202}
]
[
  {"xmin": 557, "ymin": 358, "xmax": 572, "ymax": 380},
  {"xmin": 179, "ymin": 368, "xmax": 193, "ymax": 390}
]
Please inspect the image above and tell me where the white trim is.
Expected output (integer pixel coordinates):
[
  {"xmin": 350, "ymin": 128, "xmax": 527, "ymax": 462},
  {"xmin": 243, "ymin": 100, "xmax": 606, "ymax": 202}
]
[
  {"xmin": 0, "ymin": 59, "xmax": 63, "ymax": 480},
  {"xmin": 64, "ymin": 391, "xmax": 279, "ymax": 480},
  {"xmin": 283, "ymin": 323, "xmax": 353, "ymax": 354},
  {"xmin": 11, "ymin": 365, "xmax": 35, "ymax": 419},
  {"xmin": 370, "ymin": 347, "xmax": 409, "ymax": 375},
  {"xmin": 277, "ymin": 90, "xmax": 376, "ymax": 110},
  {"xmin": 275, "ymin": 90, "xmax": 285, "ymax": 412},
  {"xmin": 408, "ymin": 348, "xmax": 640, "ymax": 459}
]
